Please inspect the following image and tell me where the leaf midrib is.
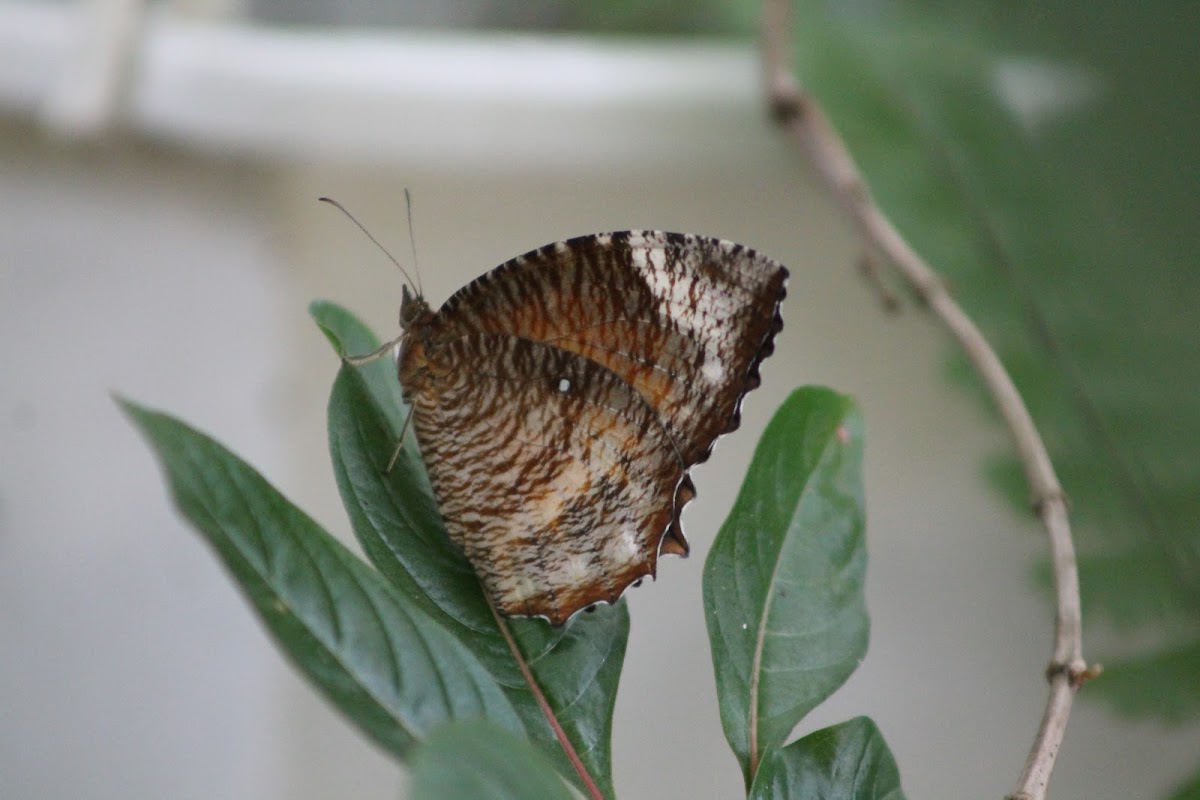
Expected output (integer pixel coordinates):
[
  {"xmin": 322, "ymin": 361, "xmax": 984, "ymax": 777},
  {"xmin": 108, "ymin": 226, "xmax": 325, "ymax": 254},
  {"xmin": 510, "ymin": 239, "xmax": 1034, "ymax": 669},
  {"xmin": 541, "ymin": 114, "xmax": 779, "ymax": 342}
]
[{"xmin": 746, "ymin": 425, "xmax": 843, "ymax": 780}]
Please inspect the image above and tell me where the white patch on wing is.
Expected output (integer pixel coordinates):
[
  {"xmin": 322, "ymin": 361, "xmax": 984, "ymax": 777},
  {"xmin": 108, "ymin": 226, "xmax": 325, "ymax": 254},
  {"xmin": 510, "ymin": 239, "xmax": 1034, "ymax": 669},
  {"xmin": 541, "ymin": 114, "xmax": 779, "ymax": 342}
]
[
  {"xmin": 604, "ymin": 525, "xmax": 643, "ymax": 565},
  {"xmin": 625, "ymin": 231, "xmax": 650, "ymax": 250},
  {"xmin": 647, "ymin": 246, "xmax": 666, "ymax": 272},
  {"xmin": 630, "ymin": 245, "xmax": 648, "ymax": 271},
  {"xmin": 641, "ymin": 263, "xmax": 737, "ymax": 360},
  {"xmin": 701, "ymin": 355, "xmax": 726, "ymax": 384},
  {"xmin": 562, "ymin": 554, "xmax": 595, "ymax": 585}
]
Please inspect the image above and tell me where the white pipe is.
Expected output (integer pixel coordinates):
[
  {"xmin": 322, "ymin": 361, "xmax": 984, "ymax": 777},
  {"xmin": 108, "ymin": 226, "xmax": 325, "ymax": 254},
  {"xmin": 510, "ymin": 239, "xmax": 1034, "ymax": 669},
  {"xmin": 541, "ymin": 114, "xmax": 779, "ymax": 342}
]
[{"xmin": 0, "ymin": 3, "xmax": 765, "ymax": 170}]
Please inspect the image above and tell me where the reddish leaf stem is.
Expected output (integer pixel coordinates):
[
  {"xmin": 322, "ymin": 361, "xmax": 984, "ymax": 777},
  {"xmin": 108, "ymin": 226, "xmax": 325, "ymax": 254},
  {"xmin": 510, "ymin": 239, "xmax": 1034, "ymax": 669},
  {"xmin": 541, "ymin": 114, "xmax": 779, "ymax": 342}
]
[{"xmin": 489, "ymin": 602, "xmax": 606, "ymax": 800}]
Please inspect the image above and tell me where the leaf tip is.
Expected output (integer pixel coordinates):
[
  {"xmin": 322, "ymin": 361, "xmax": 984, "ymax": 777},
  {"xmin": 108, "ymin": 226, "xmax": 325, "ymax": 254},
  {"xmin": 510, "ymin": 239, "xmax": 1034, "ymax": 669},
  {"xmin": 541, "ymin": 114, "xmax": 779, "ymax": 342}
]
[
  {"xmin": 112, "ymin": 393, "xmax": 152, "ymax": 429},
  {"xmin": 309, "ymin": 300, "xmax": 350, "ymax": 356}
]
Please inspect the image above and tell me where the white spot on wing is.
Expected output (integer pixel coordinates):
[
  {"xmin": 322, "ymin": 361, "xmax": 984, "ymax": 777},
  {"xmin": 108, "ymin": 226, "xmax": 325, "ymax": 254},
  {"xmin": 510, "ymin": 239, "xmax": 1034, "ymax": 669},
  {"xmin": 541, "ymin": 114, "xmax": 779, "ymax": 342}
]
[
  {"xmin": 648, "ymin": 247, "xmax": 666, "ymax": 271},
  {"xmin": 605, "ymin": 525, "xmax": 643, "ymax": 563},
  {"xmin": 563, "ymin": 554, "xmax": 594, "ymax": 584},
  {"xmin": 558, "ymin": 377, "xmax": 571, "ymax": 392},
  {"xmin": 630, "ymin": 245, "xmax": 648, "ymax": 271},
  {"xmin": 701, "ymin": 356, "xmax": 725, "ymax": 384},
  {"xmin": 629, "ymin": 237, "xmax": 738, "ymax": 332}
]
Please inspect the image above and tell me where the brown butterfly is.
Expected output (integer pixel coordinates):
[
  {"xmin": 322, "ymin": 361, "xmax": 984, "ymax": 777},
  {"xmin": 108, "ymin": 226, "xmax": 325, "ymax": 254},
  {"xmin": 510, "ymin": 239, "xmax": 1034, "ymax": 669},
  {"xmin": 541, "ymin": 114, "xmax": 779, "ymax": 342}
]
[{"xmin": 353, "ymin": 228, "xmax": 786, "ymax": 625}]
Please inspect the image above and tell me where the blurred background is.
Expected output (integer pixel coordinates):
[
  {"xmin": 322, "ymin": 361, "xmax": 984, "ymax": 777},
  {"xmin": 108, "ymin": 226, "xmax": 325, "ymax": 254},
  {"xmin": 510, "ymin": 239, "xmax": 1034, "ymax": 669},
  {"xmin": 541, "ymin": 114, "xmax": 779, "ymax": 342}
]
[{"xmin": 2, "ymin": 1, "xmax": 1198, "ymax": 799}]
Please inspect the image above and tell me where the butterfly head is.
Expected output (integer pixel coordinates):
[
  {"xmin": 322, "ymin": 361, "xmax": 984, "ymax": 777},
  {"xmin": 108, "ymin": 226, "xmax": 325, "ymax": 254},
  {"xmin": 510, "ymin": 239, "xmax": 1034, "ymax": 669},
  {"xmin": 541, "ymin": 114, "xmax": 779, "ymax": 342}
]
[
  {"xmin": 399, "ymin": 284, "xmax": 431, "ymax": 331},
  {"xmin": 397, "ymin": 284, "xmax": 435, "ymax": 387}
]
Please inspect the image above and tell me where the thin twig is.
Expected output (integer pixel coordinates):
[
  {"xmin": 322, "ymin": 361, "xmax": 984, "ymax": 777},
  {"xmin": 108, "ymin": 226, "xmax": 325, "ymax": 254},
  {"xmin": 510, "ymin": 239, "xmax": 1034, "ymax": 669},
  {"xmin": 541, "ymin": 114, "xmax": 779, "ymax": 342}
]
[{"xmin": 759, "ymin": 3, "xmax": 1094, "ymax": 799}]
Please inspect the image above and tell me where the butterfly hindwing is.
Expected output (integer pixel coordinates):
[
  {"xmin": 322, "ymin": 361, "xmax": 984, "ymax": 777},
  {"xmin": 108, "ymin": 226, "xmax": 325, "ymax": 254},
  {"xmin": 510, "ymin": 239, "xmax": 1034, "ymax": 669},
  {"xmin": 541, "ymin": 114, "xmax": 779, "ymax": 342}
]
[{"xmin": 405, "ymin": 334, "xmax": 683, "ymax": 624}]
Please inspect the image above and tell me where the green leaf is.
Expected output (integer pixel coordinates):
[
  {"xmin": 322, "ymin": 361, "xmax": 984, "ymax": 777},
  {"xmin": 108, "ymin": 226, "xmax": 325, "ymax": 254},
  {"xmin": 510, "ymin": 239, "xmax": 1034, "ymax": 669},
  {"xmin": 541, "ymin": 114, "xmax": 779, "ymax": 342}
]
[
  {"xmin": 310, "ymin": 302, "xmax": 628, "ymax": 799},
  {"xmin": 409, "ymin": 720, "xmax": 576, "ymax": 800},
  {"xmin": 310, "ymin": 299, "xmax": 406, "ymax": 432},
  {"xmin": 748, "ymin": 717, "xmax": 906, "ymax": 800},
  {"xmin": 791, "ymin": 0, "xmax": 1200, "ymax": 739},
  {"xmin": 121, "ymin": 399, "xmax": 522, "ymax": 759},
  {"xmin": 704, "ymin": 387, "xmax": 868, "ymax": 786}
]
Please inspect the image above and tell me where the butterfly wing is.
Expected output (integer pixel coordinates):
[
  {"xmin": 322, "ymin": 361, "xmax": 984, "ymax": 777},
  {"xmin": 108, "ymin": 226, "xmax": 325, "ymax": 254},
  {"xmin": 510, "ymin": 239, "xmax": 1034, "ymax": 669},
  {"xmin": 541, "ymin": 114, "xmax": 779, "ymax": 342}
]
[
  {"xmin": 435, "ymin": 231, "xmax": 787, "ymax": 468},
  {"xmin": 403, "ymin": 333, "xmax": 687, "ymax": 625},
  {"xmin": 400, "ymin": 230, "xmax": 787, "ymax": 624}
]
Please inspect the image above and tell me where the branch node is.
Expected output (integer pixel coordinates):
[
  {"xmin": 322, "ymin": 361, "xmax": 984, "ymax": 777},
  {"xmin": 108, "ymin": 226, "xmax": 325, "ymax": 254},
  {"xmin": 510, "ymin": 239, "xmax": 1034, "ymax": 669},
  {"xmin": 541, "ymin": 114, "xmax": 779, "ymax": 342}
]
[
  {"xmin": 1045, "ymin": 659, "xmax": 1102, "ymax": 688},
  {"xmin": 857, "ymin": 250, "xmax": 901, "ymax": 312},
  {"xmin": 767, "ymin": 85, "xmax": 804, "ymax": 123},
  {"xmin": 1031, "ymin": 488, "xmax": 1070, "ymax": 516}
]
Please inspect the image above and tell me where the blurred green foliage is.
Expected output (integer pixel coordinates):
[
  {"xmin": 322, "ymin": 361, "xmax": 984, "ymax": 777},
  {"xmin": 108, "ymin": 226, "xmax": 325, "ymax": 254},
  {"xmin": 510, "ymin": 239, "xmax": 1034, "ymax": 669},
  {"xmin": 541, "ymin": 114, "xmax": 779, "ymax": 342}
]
[
  {"xmin": 508, "ymin": 0, "xmax": 1200, "ymax": 792},
  {"xmin": 774, "ymin": 2, "xmax": 1200, "ymax": 796},
  {"xmin": 415, "ymin": 0, "xmax": 1200, "ymax": 791}
]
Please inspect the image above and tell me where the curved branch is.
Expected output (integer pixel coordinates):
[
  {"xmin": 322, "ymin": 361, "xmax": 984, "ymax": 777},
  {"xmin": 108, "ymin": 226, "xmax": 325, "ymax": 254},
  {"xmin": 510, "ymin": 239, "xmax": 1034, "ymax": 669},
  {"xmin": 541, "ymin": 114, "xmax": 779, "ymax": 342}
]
[{"xmin": 758, "ymin": 3, "xmax": 1095, "ymax": 798}]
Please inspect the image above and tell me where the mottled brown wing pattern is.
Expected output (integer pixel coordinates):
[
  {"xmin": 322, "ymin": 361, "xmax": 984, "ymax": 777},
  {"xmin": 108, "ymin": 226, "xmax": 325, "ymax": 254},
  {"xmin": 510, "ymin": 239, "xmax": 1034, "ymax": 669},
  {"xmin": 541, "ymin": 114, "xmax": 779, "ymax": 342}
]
[
  {"xmin": 396, "ymin": 230, "xmax": 787, "ymax": 625},
  {"xmin": 402, "ymin": 334, "xmax": 686, "ymax": 623},
  {"xmin": 436, "ymin": 232, "xmax": 787, "ymax": 467}
]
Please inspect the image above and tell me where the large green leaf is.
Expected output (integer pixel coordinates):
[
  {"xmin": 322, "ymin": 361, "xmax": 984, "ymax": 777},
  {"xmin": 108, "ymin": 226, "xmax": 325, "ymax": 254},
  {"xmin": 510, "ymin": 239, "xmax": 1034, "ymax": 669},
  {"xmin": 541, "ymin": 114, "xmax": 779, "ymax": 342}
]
[
  {"xmin": 121, "ymin": 399, "xmax": 522, "ymax": 759},
  {"xmin": 789, "ymin": 0, "xmax": 1200, "ymax": 751},
  {"xmin": 311, "ymin": 301, "xmax": 628, "ymax": 799},
  {"xmin": 704, "ymin": 387, "xmax": 868, "ymax": 787},
  {"xmin": 409, "ymin": 720, "xmax": 576, "ymax": 800},
  {"xmin": 748, "ymin": 717, "xmax": 906, "ymax": 800}
]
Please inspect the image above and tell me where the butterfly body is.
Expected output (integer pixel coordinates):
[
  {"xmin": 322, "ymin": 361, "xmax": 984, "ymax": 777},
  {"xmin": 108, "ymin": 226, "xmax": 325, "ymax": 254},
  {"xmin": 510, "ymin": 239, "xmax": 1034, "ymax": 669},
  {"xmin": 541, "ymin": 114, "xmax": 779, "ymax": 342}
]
[{"xmin": 394, "ymin": 230, "xmax": 787, "ymax": 625}]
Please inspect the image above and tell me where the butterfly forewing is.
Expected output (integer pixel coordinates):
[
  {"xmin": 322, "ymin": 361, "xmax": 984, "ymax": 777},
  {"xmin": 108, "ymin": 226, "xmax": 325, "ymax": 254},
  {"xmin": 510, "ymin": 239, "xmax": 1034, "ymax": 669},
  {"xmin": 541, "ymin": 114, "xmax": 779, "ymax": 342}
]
[
  {"xmin": 437, "ymin": 232, "xmax": 787, "ymax": 466},
  {"xmin": 397, "ymin": 230, "xmax": 787, "ymax": 625}
]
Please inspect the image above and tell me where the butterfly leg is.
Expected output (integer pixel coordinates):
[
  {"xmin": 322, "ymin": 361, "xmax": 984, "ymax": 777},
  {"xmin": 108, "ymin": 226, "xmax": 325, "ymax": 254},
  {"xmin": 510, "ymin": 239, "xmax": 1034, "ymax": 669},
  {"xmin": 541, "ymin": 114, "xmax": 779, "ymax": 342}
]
[
  {"xmin": 384, "ymin": 410, "xmax": 414, "ymax": 474},
  {"xmin": 342, "ymin": 333, "xmax": 405, "ymax": 366}
]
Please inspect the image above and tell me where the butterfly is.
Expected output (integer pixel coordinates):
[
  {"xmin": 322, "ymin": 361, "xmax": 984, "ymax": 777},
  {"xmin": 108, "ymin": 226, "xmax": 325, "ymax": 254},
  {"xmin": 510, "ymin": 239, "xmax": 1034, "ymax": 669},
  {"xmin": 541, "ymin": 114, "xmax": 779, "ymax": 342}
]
[{"xmin": 359, "ymin": 229, "xmax": 787, "ymax": 625}]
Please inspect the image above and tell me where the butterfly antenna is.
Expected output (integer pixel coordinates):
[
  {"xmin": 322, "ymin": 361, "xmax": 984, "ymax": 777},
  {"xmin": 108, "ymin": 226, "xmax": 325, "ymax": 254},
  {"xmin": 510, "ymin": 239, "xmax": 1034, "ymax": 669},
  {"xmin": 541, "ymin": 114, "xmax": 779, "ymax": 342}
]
[
  {"xmin": 403, "ymin": 188, "xmax": 424, "ymax": 296},
  {"xmin": 318, "ymin": 197, "xmax": 419, "ymax": 293}
]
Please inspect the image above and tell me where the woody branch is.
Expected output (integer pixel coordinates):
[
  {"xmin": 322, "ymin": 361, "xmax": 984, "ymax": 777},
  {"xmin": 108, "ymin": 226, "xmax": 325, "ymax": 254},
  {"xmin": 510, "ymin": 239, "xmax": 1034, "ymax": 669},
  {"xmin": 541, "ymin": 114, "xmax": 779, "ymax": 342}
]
[{"xmin": 757, "ymin": 2, "xmax": 1094, "ymax": 799}]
